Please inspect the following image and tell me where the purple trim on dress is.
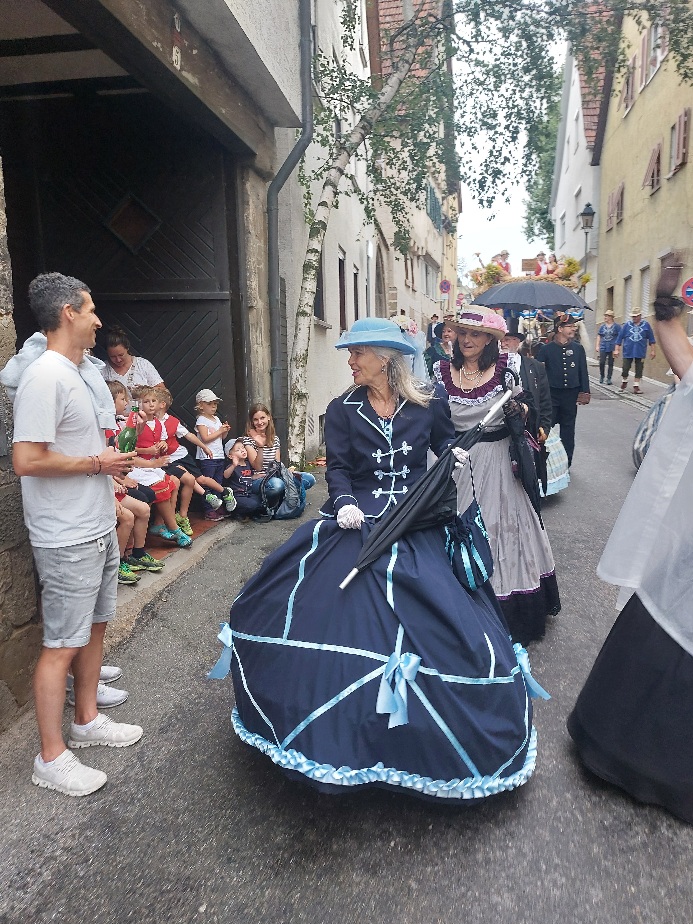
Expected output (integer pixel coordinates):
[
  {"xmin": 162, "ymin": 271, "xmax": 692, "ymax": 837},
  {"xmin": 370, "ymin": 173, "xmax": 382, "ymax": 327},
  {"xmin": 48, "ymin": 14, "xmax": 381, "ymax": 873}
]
[
  {"xmin": 494, "ymin": 570, "xmax": 557, "ymax": 600},
  {"xmin": 433, "ymin": 353, "xmax": 519, "ymax": 404}
]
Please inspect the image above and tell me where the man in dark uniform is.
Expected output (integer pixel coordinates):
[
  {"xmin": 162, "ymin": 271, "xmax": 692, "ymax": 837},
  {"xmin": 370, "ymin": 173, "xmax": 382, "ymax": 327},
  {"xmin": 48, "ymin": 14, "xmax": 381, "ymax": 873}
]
[
  {"xmin": 501, "ymin": 330, "xmax": 553, "ymax": 441},
  {"xmin": 426, "ymin": 313, "xmax": 440, "ymax": 347},
  {"xmin": 536, "ymin": 319, "xmax": 591, "ymax": 466}
]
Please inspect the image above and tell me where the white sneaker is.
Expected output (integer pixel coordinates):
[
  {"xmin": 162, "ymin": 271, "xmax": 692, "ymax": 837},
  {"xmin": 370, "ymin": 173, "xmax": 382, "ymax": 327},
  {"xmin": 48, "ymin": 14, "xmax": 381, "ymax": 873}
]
[
  {"xmin": 66, "ymin": 682, "xmax": 129, "ymax": 709},
  {"xmin": 100, "ymin": 665, "xmax": 123, "ymax": 684},
  {"xmin": 32, "ymin": 750, "xmax": 107, "ymax": 797},
  {"xmin": 66, "ymin": 665, "xmax": 123, "ymax": 693},
  {"xmin": 68, "ymin": 713, "xmax": 143, "ymax": 749},
  {"xmin": 223, "ymin": 490, "xmax": 237, "ymax": 513}
]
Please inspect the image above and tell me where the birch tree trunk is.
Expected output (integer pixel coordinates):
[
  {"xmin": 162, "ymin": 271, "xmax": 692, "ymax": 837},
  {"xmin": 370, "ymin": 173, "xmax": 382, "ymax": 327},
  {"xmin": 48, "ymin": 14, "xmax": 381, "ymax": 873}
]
[{"xmin": 286, "ymin": 20, "xmax": 427, "ymax": 465}]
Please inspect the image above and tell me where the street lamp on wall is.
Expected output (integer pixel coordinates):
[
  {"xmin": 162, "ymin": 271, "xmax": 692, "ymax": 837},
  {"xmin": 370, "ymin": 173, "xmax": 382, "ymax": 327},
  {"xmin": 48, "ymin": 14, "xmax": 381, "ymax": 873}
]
[{"xmin": 579, "ymin": 202, "xmax": 595, "ymax": 296}]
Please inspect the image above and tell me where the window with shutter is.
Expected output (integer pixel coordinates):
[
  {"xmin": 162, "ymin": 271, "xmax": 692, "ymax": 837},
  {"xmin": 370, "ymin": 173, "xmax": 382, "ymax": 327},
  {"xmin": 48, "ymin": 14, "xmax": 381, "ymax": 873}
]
[
  {"xmin": 642, "ymin": 143, "xmax": 662, "ymax": 192},
  {"xmin": 639, "ymin": 31, "xmax": 648, "ymax": 89},
  {"xmin": 640, "ymin": 267, "xmax": 651, "ymax": 311},
  {"xmin": 616, "ymin": 183, "xmax": 625, "ymax": 223},
  {"xmin": 624, "ymin": 275, "xmax": 633, "ymax": 314},
  {"xmin": 669, "ymin": 108, "xmax": 691, "ymax": 175}
]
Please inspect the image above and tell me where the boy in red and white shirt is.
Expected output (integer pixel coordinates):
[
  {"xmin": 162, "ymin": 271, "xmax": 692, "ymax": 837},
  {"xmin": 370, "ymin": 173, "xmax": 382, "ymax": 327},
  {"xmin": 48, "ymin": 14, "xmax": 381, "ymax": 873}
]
[{"xmin": 153, "ymin": 386, "xmax": 235, "ymax": 532}]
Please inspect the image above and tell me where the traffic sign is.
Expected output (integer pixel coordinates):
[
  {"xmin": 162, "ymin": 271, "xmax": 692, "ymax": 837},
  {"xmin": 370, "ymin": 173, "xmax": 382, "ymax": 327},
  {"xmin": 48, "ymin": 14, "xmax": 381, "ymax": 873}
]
[
  {"xmin": 439, "ymin": 279, "xmax": 451, "ymax": 294},
  {"xmin": 681, "ymin": 277, "xmax": 693, "ymax": 307},
  {"xmin": 456, "ymin": 293, "xmax": 464, "ymax": 306}
]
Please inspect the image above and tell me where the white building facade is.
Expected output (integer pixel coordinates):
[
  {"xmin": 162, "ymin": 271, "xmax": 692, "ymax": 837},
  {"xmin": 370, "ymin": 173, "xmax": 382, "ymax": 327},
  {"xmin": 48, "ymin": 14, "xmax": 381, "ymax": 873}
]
[{"xmin": 550, "ymin": 52, "xmax": 602, "ymax": 311}]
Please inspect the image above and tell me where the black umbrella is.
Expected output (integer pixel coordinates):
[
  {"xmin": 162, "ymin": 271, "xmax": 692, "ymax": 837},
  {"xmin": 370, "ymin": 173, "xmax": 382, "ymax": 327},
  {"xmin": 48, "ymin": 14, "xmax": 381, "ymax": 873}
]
[
  {"xmin": 339, "ymin": 386, "xmax": 514, "ymax": 590},
  {"xmin": 472, "ymin": 280, "xmax": 591, "ymax": 312},
  {"xmin": 504, "ymin": 398, "xmax": 544, "ymax": 527}
]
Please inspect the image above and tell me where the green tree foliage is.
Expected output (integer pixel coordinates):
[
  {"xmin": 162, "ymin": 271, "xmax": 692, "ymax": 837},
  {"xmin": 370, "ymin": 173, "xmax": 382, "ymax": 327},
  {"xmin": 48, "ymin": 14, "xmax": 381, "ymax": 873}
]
[
  {"xmin": 288, "ymin": 0, "xmax": 693, "ymax": 462},
  {"xmin": 522, "ymin": 84, "xmax": 561, "ymax": 248}
]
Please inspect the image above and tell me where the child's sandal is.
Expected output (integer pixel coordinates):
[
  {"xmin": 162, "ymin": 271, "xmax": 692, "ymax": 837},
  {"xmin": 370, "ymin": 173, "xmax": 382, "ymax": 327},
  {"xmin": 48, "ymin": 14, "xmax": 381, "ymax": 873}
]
[
  {"xmin": 173, "ymin": 529, "xmax": 193, "ymax": 548},
  {"xmin": 149, "ymin": 525, "xmax": 176, "ymax": 540}
]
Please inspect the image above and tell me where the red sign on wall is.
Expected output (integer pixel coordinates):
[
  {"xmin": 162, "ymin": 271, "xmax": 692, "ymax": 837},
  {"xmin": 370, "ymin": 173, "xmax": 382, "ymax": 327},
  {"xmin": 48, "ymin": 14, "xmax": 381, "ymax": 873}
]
[{"xmin": 681, "ymin": 277, "xmax": 693, "ymax": 307}]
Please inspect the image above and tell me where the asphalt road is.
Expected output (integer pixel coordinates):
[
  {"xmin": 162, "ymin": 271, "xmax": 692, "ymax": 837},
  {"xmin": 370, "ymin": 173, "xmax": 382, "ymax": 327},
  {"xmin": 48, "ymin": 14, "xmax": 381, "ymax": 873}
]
[{"xmin": 1, "ymin": 385, "xmax": 691, "ymax": 924}]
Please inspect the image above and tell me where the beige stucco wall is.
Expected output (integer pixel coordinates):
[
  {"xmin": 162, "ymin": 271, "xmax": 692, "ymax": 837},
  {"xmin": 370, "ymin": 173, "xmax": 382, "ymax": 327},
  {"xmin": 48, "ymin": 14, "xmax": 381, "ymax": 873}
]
[
  {"xmin": 598, "ymin": 18, "xmax": 693, "ymax": 383},
  {"xmin": 242, "ymin": 165, "xmax": 273, "ymax": 410},
  {"xmin": 0, "ymin": 157, "xmax": 41, "ymax": 733}
]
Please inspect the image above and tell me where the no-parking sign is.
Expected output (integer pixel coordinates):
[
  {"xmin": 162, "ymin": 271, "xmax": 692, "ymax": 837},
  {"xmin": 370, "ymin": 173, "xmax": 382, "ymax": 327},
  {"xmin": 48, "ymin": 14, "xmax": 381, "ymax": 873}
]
[
  {"xmin": 681, "ymin": 277, "xmax": 693, "ymax": 307},
  {"xmin": 440, "ymin": 279, "xmax": 451, "ymax": 294}
]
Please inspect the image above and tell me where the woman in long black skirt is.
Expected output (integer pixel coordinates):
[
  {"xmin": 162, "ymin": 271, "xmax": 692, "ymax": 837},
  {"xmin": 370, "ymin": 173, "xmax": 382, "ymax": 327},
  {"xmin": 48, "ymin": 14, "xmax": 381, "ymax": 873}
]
[{"xmin": 568, "ymin": 258, "xmax": 693, "ymax": 824}]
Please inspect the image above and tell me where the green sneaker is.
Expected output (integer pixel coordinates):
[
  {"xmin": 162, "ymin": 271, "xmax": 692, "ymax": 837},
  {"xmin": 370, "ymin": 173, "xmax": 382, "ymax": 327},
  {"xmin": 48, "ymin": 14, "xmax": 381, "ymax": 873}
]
[
  {"xmin": 125, "ymin": 552, "xmax": 165, "ymax": 572},
  {"xmin": 175, "ymin": 514, "xmax": 193, "ymax": 536},
  {"xmin": 118, "ymin": 562, "xmax": 140, "ymax": 585},
  {"xmin": 205, "ymin": 493, "xmax": 223, "ymax": 511}
]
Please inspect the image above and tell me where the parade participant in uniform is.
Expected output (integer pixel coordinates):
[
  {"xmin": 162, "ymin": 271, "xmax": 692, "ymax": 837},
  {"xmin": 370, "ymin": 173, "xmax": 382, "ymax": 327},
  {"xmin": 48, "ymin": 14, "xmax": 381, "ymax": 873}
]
[
  {"xmin": 500, "ymin": 331, "xmax": 552, "ymax": 438},
  {"xmin": 425, "ymin": 313, "xmax": 440, "ymax": 346},
  {"xmin": 210, "ymin": 317, "xmax": 547, "ymax": 801},
  {"xmin": 595, "ymin": 309, "xmax": 621, "ymax": 385},
  {"xmin": 435, "ymin": 308, "xmax": 560, "ymax": 645},
  {"xmin": 536, "ymin": 319, "xmax": 591, "ymax": 467},
  {"xmin": 568, "ymin": 255, "xmax": 693, "ymax": 824},
  {"xmin": 614, "ymin": 307, "xmax": 656, "ymax": 394}
]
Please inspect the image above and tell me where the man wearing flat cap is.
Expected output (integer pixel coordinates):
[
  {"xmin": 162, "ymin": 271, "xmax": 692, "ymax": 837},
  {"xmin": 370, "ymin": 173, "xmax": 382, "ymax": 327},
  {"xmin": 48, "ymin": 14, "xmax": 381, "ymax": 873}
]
[{"xmin": 536, "ymin": 319, "xmax": 590, "ymax": 467}]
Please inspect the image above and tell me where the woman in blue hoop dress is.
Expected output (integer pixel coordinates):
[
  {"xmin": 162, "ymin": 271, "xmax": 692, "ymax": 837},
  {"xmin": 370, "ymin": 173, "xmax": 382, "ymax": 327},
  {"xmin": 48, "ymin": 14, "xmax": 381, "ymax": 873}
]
[{"xmin": 210, "ymin": 318, "xmax": 548, "ymax": 801}]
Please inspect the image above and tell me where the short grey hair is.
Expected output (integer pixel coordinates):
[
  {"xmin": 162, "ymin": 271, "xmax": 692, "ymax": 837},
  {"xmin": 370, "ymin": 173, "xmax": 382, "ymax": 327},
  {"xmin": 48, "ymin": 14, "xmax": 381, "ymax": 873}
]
[{"xmin": 28, "ymin": 272, "xmax": 91, "ymax": 332}]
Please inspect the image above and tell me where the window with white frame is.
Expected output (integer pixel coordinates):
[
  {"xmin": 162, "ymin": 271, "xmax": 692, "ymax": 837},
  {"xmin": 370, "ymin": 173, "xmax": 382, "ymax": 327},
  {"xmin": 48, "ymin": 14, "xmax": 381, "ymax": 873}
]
[
  {"xmin": 574, "ymin": 111, "xmax": 579, "ymax": 152},
  {"xmin": 648, "ymin": 24, "xmax": 661, "ymax": 80},
  {"xmin": 640, "ymin": 266, "xmax": 651, "ymax": 311},
  {"xmin": 573, "ymin": 187, "xmax": 582, "ymax": 229},
  {"xmin": 559, "ymin": 212, "xmax": 566, "ymax": 248},
  {"xmin": 424, "ymin": 260, "xmax": 438, "ymax": 300},
  {"xmin": 624, "ymin": 275, "xmax": 633, "ymax": 315},
  {"xmin": 619, "ymin": 56, "xmax": 637, "ymax": 112}
]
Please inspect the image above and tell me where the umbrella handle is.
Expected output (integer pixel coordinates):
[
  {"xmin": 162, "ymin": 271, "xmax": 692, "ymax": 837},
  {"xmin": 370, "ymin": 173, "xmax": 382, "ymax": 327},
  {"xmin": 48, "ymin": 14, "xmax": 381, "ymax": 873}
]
[
  {"xmin": 478, "ymin": 387, "xmax": 513, "ymax": 429},
  {"xmin": 339, "ymin": 568, "xmax": 359, "ymax": 590}
]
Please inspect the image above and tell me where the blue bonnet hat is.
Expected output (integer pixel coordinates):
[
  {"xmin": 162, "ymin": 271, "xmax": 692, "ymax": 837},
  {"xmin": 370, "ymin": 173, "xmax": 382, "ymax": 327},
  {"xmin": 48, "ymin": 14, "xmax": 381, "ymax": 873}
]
[{"xmin": 334, "ymin": 318, "xmax": 416, "ymax": 355}]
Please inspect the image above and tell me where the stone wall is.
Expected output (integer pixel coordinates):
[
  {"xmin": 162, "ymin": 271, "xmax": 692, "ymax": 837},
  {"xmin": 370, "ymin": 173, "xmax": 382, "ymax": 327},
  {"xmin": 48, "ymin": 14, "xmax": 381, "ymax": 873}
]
[{"xmin": 0, "ymin": 157, "xmax": 41, "ymax": 733}]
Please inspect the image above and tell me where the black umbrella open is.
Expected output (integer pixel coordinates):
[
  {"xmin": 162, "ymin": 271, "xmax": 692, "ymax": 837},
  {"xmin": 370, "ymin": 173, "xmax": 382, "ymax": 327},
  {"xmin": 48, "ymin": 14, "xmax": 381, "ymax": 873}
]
[
  {"xmin": 339, "ymin": 386, "xmax": 514, "ymax": 590},
  {"xmin": 472, "ymin": 280, "xmax": 591, "ymax": 313}
]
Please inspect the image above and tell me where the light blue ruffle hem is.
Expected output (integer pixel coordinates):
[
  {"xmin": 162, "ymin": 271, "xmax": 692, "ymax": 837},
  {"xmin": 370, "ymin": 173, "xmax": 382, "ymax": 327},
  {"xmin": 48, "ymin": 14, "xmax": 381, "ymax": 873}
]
[{"xmin": 231, "ymin": 707, "xmax": 538, "ymax": 800}]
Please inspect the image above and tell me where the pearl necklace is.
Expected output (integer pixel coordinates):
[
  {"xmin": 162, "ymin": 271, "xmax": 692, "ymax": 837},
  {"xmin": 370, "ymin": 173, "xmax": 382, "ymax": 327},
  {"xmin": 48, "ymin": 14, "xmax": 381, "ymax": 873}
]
[{"xmin": 456, "ymin": 365, "xmax": 483, "ymax": 392}]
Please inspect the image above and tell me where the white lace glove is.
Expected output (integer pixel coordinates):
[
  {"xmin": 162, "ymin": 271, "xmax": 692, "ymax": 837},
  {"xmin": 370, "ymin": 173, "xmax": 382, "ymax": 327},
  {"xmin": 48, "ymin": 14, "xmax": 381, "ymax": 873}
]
[
  {"xmin": 337, "ymin": 504, "xmax": 365, "ymax": 529},
  {"xmin": 452, "ymin": 447, "xmax": 470, "ymax": 469}
]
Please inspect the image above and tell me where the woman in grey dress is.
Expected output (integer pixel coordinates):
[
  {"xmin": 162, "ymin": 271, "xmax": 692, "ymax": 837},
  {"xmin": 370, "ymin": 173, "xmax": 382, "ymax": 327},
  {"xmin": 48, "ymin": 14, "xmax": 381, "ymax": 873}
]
[{"xmin": 434, "ymin": 306, "xmax": 560, "ymax": 644}]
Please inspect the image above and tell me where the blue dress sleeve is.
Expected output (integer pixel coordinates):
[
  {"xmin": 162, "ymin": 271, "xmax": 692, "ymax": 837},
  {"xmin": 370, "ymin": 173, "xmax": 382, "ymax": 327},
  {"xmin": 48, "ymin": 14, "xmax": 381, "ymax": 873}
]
[{"xmin": 324, "ymin": 396, "xmax": 359, "ymax": 512}]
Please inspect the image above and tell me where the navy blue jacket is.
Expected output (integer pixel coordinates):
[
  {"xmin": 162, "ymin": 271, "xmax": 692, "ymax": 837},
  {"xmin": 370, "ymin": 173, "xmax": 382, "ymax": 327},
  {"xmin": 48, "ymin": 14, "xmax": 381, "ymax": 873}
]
[
  {"xmin": 320, "ymin": 385, "xmax": 455, "ymax": 520},
  {"xmin": 536, "ymin": 340, "xmax": 590, "ymax": 393}
]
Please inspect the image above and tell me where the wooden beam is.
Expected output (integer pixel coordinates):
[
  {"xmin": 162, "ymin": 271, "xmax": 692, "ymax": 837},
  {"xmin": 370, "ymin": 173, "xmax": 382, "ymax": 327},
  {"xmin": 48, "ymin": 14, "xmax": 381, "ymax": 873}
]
[
  {"xmin": 41, "ymin": 0, "xmax": 275, "ymax": 170},
  {"xmin": 0, "ymin": 34, "xmax": 97, "ymax": 57}
]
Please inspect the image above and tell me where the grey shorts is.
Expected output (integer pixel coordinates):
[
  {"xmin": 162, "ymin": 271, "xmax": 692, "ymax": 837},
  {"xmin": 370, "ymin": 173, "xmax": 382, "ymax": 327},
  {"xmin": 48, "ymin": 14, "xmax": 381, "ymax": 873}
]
[{"xmin": 33, "ymin": 529, "xmax": 119, "ymax": 649}]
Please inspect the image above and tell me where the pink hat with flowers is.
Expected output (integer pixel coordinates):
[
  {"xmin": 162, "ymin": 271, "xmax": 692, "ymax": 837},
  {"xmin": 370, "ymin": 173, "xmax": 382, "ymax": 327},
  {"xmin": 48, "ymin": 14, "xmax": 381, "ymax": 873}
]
[{"xmin": 448, "ymin": 306, "xmax": 508, "ymax": 340}]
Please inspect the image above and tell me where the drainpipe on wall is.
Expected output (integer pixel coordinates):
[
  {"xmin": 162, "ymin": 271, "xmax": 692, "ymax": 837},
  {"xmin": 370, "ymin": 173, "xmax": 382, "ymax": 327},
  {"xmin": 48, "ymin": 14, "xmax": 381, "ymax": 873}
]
[{"xmin": 267, "ymin": 0, "xmax": 313, "ymax": 458}]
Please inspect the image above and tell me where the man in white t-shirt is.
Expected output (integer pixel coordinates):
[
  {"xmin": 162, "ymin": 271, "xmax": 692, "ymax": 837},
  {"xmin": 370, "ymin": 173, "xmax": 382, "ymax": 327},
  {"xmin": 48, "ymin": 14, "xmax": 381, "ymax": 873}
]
[{"xmin": 12, "ymin": 273, "xmax": 144, "ymax": 797}]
